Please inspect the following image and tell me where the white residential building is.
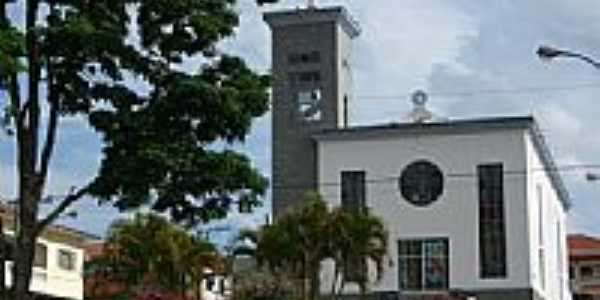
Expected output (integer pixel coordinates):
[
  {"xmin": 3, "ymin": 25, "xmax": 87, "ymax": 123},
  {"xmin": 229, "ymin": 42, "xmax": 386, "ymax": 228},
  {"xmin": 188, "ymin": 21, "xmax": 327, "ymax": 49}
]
[
  {"xmin": 265, "ymin": 4, "xmax": 572, "ymax": 300},
  {"xmin": 1, "ymin": 209, "xmax": 87, "ymax": 300}
]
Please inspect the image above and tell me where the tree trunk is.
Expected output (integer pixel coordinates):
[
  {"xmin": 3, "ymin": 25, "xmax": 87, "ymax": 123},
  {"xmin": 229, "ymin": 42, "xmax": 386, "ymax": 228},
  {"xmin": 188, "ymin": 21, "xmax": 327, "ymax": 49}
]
[
  {"xmin": 14, "ymin": 191, "xmax": 38, "ymax": 300},
  {"xmin": 313, "ymin": 266, "xmax": 323, "ymax": 300},
  {"xmin": 0, "ymin": 218, "xmax": 6, "ymax": 300},
  {"xmin": 303, "ymin": 277, "xmax": 311, "ymax": 300},
  {"xmin": 14, "ymin": 232, "xmax": 35, "ymax": 300},
  {"xmin": 196, "ymin": 276, "xmax": 202, "ymax": 300},
  {"xmin": 14, "ymin": 0, "xmax": 42, "ymax": 298}
]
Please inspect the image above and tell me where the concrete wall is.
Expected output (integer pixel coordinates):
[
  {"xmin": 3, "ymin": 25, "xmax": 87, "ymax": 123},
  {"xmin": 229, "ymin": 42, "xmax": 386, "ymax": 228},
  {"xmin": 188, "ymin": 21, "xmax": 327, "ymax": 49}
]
[
  {"xmin": 317, "ymin": 128, "xmax": 532, "ymax": 293},
  {"xmin": 525, "ymin": 133, "xmax": 572, "ymax": 300},
  {"xmin": 4, "ymin": 232, "xmax": 84, "ymax": 300}
]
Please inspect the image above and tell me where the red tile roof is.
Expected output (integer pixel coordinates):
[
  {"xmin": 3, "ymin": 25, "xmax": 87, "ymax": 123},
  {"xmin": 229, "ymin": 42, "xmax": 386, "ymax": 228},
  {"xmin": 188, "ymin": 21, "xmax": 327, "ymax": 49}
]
[
  {"xmin": 569, "ymin": 234, "xmax": 600, "ymax": 250},
  {"xmin": 569, "ymin": 234, "xmax": 600, "ymax": 262}
]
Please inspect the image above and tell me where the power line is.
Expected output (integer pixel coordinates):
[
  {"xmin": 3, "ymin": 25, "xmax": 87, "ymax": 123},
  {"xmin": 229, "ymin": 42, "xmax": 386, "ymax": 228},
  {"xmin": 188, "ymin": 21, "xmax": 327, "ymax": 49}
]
[
  {"xmin": 355, "ymin": 82, "xmax": 600, "ymax": 100},
  {"xmin": 271, "ymin": 163, "xmax": 600, "ymax": 191}
]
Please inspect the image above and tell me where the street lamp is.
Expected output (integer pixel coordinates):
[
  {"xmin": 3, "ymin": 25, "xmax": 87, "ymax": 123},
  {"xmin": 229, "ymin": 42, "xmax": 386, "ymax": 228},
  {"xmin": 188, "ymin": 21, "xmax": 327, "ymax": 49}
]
[
  {"xmin": 536, "ymin": 45, "xmax": 600, "ymax": 69},
  {"xmin": 587, "ymin": 173, "xmax": 600, "ymax": 182}
]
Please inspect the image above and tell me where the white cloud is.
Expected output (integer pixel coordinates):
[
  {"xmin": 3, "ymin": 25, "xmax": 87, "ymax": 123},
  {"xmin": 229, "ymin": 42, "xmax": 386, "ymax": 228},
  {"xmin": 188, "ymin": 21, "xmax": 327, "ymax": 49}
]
[{"xmin": 425, "ymin": 0, "xmax": 600, "ymax": 234}]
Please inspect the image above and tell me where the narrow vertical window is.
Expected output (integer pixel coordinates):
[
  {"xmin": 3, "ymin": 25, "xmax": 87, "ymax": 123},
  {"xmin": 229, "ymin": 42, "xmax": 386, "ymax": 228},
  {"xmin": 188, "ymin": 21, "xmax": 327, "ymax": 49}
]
[
  {"xmin": 343, "ymin": 95, "xmax": 349, "ymax": 128},
  {"xmin": 341, "ymin": 171, "xmax": 366, "ymax": 213},
  {"xmin": 33, "ymin": 243, "xmax": 47, "ymax": 269},
  {"xmin": 478, "ymin": 163, "xmax": 507, "ymax": 278},
  {"xmin": 538, "ymin": 185, "xmax": 546, "ymax": 289},
  {"xmin": 341, "ymin": 171, "xmax": 367, "ymax": 281},
  {"xmin": 557, "ymin": 221, "xmax": 564, "ymax": 300},
  {"xmin": 538, "ymin": 185, "xmax": 544, "ymax": 245}
]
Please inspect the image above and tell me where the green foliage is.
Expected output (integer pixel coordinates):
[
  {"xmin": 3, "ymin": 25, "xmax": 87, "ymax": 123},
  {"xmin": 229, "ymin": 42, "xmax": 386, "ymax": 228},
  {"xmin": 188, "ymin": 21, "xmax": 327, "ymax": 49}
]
[
  {"xmin": 2, "ymin": 0, "xmax": 274, "ymax": 223},
  {"xmin": 2, "ymin": 0, "xmax": 278, "ymax": 298},
  {"xmin": 327, "ymin": 208, "xmax": 388, "ymax": 294},
  {"xmin": 90, "ymin": 213, "xmax": 223, "ymax": 295},
  {"xmin": 0, "ymin": 27, "xmax": 24, "ymax": 80},
  {"xmin": 236, "ymin": 194, "xmax": 389, "ymax": 300}
]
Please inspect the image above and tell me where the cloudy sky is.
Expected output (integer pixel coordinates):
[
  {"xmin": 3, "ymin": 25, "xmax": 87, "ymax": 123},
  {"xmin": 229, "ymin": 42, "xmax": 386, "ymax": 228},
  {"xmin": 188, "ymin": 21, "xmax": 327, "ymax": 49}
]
[{"xmin": 1, "ymin": 0, "xmax": 600, "ymax": 243}]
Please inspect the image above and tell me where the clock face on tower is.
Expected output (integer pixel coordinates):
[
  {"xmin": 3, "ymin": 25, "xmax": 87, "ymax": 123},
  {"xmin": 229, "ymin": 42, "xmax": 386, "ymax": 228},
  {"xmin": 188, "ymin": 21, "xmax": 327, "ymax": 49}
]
[
  {"xmin": 298, "ymin": 89, "xmax": 322, "ymax": 122},
  {"xmin": 399, "ymin": 160, "xmax": 444, "ymax": 207}
]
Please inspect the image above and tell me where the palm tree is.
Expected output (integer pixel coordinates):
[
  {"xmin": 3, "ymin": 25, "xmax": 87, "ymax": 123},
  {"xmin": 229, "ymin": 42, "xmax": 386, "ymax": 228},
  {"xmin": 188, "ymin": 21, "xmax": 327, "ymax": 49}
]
[
  {"xmin": 235, "ymin": 193, "xmax": 388, "ymax": 300},
  {"xmin": 293, "ymin": 194, "xmax": 331, "ymax": 300},
  {"xmin": 327, "ymin": 210, "xmax": 388, "ymax": 297},
  {"xmin": 234, "ymin": 193, "xmax": 330, "ymax": 300}
]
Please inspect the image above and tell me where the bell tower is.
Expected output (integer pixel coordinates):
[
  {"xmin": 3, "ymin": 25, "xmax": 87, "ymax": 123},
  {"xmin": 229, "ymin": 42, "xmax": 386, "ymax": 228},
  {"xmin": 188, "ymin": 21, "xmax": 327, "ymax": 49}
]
[{"xmin": 264, "ymin": 6, "xmax": 360, "ymax": 217}]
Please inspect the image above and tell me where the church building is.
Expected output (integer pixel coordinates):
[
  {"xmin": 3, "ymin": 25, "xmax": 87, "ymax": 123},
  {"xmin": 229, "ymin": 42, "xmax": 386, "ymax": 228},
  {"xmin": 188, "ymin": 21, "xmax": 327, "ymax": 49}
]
[{"xmin": 264, "ymin": 4, "xmax": 572, "ymax": 300}]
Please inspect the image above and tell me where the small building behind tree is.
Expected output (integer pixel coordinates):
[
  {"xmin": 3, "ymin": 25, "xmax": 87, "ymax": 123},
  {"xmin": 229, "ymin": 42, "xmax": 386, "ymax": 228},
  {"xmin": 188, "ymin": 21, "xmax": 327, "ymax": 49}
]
[
  {"xmin": 0, "ymin": 202, "xmax": 93, "ymax": 300},
  {"xmin": 568, "ymin": 234, "xmax": 600, "ymax": 300}
]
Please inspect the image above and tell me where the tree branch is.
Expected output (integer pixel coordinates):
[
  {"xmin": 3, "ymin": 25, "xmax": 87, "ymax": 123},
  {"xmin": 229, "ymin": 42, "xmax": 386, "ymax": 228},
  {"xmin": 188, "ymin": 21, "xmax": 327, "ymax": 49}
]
[
  {"xmin": 35, "ymin": 183, "xmax": 91, "ymax": 234},
  {"xmin": 23, "ymin": 0, "xmax": 41, "ymax": 180},
  {"xmin": 38, "ymin": 59, "xmax": 59, "ymax": 180},
  {"xmin": 38, "ymin": 101, "xmax": 57, "ymax": 180}
]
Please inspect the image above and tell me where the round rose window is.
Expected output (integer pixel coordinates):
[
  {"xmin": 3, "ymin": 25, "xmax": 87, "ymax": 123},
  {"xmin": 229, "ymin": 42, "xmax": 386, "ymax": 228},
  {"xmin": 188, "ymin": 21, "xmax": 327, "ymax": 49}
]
[{"xmin": 399, "ymin": 160, "xmax": 444, "ymax": 206}]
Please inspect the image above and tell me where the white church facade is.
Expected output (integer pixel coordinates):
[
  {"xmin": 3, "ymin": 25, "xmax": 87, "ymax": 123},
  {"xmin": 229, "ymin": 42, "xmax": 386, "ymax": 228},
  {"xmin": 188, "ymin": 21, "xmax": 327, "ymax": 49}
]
[
  {"xmin": 315, "ymin": 117, "xmax": 571, "ymax": 300},
  {"xmin": 265, "ymin": 5, "xmax": 571, "ymax": 300}
]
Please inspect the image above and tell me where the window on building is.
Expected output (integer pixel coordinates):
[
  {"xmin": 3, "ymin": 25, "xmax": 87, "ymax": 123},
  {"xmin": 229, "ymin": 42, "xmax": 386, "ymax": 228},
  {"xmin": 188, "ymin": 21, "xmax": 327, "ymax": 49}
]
[
  {"xmin": 399, "ymin": 160, "xmax": 444, "ymax": 207},
  {"xmin": 206, "ymin": 276, "xmax": 215, "ymax": 291},
  {"xmin": 219, "ymin": 278, "xmax": 225, "ymax": 294},
  {"xmin": 288, "ymin": 71, "xmax": 321, "ymax": 85},
  {"xmin": 398, "ymin": 239, "xmax": 449, "ymax": 291},
  {"xmin": 538, "ymin": 185, "xmax": 544, "ymax": 245},
  {"xmin": 341, "ymin": 171, "xmax": 366, "ymax": 213},
  {"xmin": 593, "ymin": 265, "xmax": 600, "ymax": 278},
  {"xmin": 557, "ymin": 221, "xmax": 564, "ymax": 300},
  {"xmin": 297, "ymin": 89, "xmax": 322, "ymax": 122},
  {"xmin": 341, "ymin": 171, "xmax": 367, "ymax": 281},
  {"xmin": 581, "ymin": 266, "xmax": 593, "ymax": 278},
  {"xmin": 299, "ymin": 72, "xmax": 321, "ymax": 82},
  {"xmin": 58, "ymin": 249, "xmax": 76, "ymax": 271},
  {"xmin": 33, "ymin": 243, "xmax": 47, "ymax": 269},
  {"xmin": 288, "ymin": 51, "xmax": 320, "ymax": 64},
  {"xmin": 478, "ymin": 163, "xmax": 507, "ymax": 278},
  {"xmin": 539, "ymin": 248, "xmax": 546, "ymax": 288},
  {"xmin": 537, "ymin": 184, "xmax": 546, "ymax": 289},
  {"xmin": 343, "ymin": 95, "xmax": 349, "ymax": 128}
]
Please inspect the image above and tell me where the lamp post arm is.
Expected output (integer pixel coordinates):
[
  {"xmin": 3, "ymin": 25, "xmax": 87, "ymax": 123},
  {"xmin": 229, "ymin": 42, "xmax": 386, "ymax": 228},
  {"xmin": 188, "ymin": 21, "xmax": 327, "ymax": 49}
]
[{"xmin": 563, "ymin": 52, "xmax": 600, "ymax": 69}]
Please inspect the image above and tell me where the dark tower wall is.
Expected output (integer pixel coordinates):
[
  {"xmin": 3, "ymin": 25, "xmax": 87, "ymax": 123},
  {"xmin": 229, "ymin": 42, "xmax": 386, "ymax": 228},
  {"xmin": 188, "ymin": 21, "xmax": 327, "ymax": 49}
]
[{"xmin": 264, "ymin": 7, "xmax": 360, "ymax": 218}]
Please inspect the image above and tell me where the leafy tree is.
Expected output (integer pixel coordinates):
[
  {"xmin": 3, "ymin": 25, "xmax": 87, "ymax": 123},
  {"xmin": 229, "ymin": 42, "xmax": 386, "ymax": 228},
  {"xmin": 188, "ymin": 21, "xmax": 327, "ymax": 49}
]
[
  {"xmin": 235, "ymin": 194, "xmax": 389, "ymax": 300},
  {"xmin": 88, "ymin": 213, "xmax": 223, "ymax": 299},
  {"xmin": 0, "ymin": 0, "xmax": 277, "ymax": 298}
]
